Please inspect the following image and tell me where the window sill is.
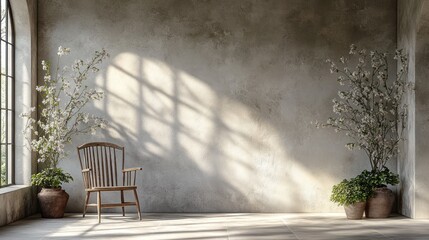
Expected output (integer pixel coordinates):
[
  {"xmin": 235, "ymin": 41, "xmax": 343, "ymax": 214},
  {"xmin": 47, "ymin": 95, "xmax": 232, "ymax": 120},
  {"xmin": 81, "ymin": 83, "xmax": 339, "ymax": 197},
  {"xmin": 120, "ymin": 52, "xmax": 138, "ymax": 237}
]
[{"xmin": 0, "ymin": 185, "xmax": 32, "ymax": 195}]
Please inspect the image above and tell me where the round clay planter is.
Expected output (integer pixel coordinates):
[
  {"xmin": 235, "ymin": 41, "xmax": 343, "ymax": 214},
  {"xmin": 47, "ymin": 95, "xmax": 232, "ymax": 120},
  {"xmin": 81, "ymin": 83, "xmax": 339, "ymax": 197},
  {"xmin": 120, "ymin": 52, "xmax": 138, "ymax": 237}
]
[
  {"xmin": 38, "ymin": 188, "xmax": 69, "ymax": 218},
  {"xmin": 344, "ymin": 201, "xmax": 366, "ymax": 220},
  {"xmin": 365, "ymin": 187, "xmax": 394, "ymax": 218}
]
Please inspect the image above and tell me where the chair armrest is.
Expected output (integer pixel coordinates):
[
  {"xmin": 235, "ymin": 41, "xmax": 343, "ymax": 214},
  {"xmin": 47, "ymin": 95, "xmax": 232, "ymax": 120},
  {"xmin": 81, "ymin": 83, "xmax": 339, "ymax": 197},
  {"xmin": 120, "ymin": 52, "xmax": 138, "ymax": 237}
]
[
  {"xmin": 122, "ymin": 167, "xmax": 142, "ymax": 186},
  {"xmin": 82, "ymin": 168, "xmax": 92, "ymax": 173},
  {"xmin": 122, "ymin": 167, "xmax": 142, "ymax": 172}
]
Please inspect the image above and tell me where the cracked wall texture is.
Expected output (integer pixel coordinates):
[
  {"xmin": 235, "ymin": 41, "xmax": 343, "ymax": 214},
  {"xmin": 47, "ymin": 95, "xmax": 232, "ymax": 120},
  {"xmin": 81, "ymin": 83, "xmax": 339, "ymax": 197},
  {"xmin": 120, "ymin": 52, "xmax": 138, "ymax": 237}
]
[{"xmin": 38, "ymin": 0, "xmax": 397, "ymax": 213}]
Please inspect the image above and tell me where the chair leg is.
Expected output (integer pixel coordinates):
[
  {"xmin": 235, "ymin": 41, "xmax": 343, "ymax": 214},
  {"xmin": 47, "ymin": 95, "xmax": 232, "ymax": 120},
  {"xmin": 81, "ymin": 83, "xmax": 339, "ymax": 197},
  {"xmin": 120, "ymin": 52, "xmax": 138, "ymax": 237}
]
[
  {"xmin": 121, "ymin": 190, "xmax": 125, "ymax": 216},
  {"xmin": 133, "ymin": 189, "xmax": 142, "ymax": 221},
  {"xmin": 97, "ymin": 191, "xmax": 101, "ymax": 223},
  {"xmin": 83, "ymin": 192, "xmax": 91, "ymax": 218}
]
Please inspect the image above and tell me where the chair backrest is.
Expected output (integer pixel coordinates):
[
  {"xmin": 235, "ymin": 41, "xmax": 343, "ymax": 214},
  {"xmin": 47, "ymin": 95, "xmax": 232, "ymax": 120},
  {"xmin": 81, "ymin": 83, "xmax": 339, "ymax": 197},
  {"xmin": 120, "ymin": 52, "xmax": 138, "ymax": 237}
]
[{"xmin": 77, "ymin": 142, "xmax": 124, "ymax": 189}]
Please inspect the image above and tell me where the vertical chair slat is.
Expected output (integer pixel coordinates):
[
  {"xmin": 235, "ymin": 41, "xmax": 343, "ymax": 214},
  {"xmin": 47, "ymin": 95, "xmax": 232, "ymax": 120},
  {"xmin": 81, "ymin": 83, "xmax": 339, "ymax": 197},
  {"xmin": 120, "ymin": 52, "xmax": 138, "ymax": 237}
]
[
  {"xmin": 122, "ymin": 148, "xmax": 125, "ymax": 186},
  {"xmin": 114, "ymin": 149, "xmax": 118, "ymax": 186},
  {"xmin": 82, "ymin": 148, "xmax": 86, "ymax": 186},
  {"xmin": 108, "ymin": 147, "xmax": 112, "ymax": 186},
  {"xmin": 109, "ymin": 147, "xmax": 114, "ymax": 186},
  {"xmin": 84, "ymin": 148, "xmax": 90, "ymax": 188},
  {"xmin": 97, "ymin": 146, "xmax": 101, "ymax": 186},
  {"xmin": 103, "ymin": 146, "xmax": 109, "ymax": 186},
  {"xmin": 81, "ymin": 148, "xmax": 85, "ymax": 187},
  {"xmin": 97, "ymin": 146, "xmax": 102, "ymax": 187},
  {"xmin": 92, "ymin": 146, "xmax": 98, "ymax": 187},
  {"xmin": 78, "ymin": 148, "xmax": 85, "ymax": 188},
  {"xmin": 90, "ymin": 147, "xmax": 94, "ymax": 187},
  {"xmin": 88, "ymin": 147, "xmax": 94, "ymax": 188},
  {"xmin": 101, "ymin": 146, "xmax": 105, "ymax": 187}
]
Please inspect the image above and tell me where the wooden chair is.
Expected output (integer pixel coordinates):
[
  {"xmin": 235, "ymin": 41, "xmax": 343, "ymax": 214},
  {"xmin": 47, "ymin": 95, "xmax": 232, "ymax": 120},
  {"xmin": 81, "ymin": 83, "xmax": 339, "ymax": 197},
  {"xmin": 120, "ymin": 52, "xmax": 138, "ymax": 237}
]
[{"xmin": 77, "ymin": 142, "xmax": 142, "ymax": 223}]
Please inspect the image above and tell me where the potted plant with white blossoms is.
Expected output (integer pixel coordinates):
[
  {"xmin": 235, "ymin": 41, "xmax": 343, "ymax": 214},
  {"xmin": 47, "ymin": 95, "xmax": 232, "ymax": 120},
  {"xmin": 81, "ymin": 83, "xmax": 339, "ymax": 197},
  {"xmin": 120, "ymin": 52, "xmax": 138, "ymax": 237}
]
[
  {"xmin": 318, "ymin": 44, "xmax": 410, "ymax": 218},
  {"xmin": 21, "ymin": 46, "xmax": 109, "ymax": 218}
]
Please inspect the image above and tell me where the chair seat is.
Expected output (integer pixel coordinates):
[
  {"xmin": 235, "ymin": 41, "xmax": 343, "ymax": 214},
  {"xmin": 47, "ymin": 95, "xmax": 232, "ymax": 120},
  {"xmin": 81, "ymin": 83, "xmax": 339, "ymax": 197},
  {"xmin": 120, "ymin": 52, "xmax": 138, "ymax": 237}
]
[{"xmin": 87, "ymin": 186, "xmax": 137, "ymax": 192}]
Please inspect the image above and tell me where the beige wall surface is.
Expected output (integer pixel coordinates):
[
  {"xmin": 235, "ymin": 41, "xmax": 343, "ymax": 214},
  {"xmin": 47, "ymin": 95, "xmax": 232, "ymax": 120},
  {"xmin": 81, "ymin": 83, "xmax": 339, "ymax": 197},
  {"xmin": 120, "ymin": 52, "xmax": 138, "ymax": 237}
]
[
  {"xmin": 38, "ymin": 0, "xmax": 397, "ymax": 213},
  {"xmin": 397, "ymin": 0, "xmax": 429, "ymax": 219},
  {"xmin": 397, "ymin": 0, "xmax": 420, "ymax": 219},
  {"xmin": 414, "ymin": 1, "xmax": 429, "ymax": 219}
]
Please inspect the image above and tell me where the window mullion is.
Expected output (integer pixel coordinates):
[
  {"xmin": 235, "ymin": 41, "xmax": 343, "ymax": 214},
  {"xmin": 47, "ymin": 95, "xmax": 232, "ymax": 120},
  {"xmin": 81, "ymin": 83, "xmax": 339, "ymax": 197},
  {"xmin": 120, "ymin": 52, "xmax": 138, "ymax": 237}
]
[
  {"xmin": 0, "ymin": 0, "xmax": 14, "ymax": 187},
  {"xmin": 0, "ymin": 0, "xmax": 3, "ymax": 187},
  {"xmin": 9, "ymin": 0, "xmax": 14, "ymax": 185},
  {"xmin": 5, "ymin": 0, "xmax": 9, "ymax": 185}
]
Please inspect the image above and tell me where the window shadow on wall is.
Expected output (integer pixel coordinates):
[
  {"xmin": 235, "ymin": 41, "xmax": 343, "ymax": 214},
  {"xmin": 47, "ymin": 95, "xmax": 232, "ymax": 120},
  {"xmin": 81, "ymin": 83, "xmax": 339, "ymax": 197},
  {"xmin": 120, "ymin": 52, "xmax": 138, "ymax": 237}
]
[{"xmin": 67, "ymin": 50, "xmax": 334, "ymax": 213}]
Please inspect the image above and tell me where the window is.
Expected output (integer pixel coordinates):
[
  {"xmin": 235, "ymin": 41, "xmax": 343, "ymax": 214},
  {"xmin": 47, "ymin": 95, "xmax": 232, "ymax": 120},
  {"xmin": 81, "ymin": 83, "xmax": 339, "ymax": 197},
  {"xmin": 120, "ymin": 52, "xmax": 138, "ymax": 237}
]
[{"xmin": 0, "ymin": 0, "xmax": 14, "ymax": 187}]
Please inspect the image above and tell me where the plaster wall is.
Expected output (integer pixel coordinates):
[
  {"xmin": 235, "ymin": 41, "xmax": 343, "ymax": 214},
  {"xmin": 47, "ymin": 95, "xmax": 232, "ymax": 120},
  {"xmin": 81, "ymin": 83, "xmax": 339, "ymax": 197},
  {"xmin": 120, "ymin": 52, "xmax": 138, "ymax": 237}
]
[
  {"xmin": 414, "ymin": 1, "xmax": 429, "ymax": 219},
  {"xmin": 14, "ymin": 0, "xmax": 38, "ymax": 186},
  {"xmin": 38, "ymin": 0, "xmax": 397, "ymax": 213},
  {"xmin": 397, "ymin": 0, "xmax": 429, "ymax": 219},
  {"xmin": 397, "ymin": 0, "xmax": 421, "ymax": 219},
  {"xmin": 0, "ymin": 186, "xmax": 35, "ymax": 226}
]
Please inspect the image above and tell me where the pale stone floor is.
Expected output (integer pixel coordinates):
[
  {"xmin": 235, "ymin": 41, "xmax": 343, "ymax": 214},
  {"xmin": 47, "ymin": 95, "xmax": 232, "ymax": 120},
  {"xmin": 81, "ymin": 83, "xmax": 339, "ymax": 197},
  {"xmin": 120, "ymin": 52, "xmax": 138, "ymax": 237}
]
[{"xmin": 0, "ymin": 213, "xmax": 429, "ymax": 240}]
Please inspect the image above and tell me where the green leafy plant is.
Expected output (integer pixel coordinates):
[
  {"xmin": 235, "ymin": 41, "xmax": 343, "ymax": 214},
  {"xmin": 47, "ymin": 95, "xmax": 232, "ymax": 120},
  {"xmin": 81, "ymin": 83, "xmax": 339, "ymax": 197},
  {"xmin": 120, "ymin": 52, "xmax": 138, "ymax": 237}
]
[
  {"xmin": 330, "ymin": 177, "xmax": 371, "ymax": 206},
  {"xmin": 31, "ymin": 168, "xmax": 73, "ymax": 188},
  {"xmin": 356, "ymin": 167, "xmax": 399, "ymax": 189}
]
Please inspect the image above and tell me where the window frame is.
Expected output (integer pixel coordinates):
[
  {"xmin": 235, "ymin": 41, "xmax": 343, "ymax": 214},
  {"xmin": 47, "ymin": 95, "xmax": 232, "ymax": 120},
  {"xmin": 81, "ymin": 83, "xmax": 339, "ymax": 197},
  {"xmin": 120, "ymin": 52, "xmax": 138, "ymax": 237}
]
[{"xmin": 0, "ymin": 0, "xmax": 15, "ymax": 188}]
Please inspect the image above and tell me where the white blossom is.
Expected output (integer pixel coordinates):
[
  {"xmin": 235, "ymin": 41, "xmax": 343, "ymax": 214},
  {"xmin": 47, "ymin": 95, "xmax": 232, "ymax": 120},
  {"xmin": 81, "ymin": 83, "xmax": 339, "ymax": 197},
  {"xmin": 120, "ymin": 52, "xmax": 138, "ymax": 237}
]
[
  {"xmin": 57, "ymin": 46, "xmax": 71, "ymax": 56},
  {"xmin": 316, "ymin": 44, "xmax": 411, "ymax": 171},
  {"xmin": 42, "ymin": 60, "xmax": 48, "ymax": 70},
  {"xmin": 21, "ymin": 47, "xmax": 109, "ymax": 168}
]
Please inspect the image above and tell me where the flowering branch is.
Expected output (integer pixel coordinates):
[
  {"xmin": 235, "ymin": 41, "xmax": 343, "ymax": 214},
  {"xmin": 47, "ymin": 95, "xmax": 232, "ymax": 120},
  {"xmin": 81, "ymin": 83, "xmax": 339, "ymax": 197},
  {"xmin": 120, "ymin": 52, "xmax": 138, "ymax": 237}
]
[
  {"xmin": 316, "ymin": 45, "xmax": 412, "ymax": 171},
  {"xmin": 21, "ymin": 46, "xmax": 109, "ymax": 168}
]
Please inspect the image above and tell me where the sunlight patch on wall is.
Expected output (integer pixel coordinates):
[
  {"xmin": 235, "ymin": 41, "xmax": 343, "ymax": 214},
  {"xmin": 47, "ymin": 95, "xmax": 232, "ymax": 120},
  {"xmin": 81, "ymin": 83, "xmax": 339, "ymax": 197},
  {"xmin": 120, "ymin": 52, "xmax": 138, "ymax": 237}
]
[{"xmin": 93, "ymin": 53, "xmax": 336, "ymax": 211}]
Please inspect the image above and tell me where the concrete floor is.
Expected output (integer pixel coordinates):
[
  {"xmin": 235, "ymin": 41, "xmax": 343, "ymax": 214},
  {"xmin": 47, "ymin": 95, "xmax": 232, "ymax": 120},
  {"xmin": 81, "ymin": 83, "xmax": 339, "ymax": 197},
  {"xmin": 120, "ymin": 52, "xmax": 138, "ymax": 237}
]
[{"xmin": 0, "ymin": 213, "xmax": 428, "ymax": 239}]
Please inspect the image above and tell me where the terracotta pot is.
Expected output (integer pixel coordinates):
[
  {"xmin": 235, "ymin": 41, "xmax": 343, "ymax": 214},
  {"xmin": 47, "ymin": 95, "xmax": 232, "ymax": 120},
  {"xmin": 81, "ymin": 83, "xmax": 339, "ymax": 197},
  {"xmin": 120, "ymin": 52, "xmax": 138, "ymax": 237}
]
[
  {"xmin": 38, "ymin": 187, "xmax": 69, "ymax": 218},
  {"xmin": 344, "ymin": 201, "xmax": 366, "ymax": 219},
  {"xmin": 365, "ymin": 187, "xmax": 394, "ymax": 218}
]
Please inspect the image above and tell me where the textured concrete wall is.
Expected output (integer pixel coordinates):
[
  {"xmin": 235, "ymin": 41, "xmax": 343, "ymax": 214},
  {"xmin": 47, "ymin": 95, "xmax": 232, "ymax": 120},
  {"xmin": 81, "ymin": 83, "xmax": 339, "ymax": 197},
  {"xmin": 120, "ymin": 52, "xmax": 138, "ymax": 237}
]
[
  {"xmin": 397, "ymin": 0, "xmax": 429, "ymax": 219},
  {"xmin": 414, "ymin": 1, "xmax": 429, "ymax": 219},
  {"xmin": 0, "ymin": 186, "xmax": 37, "ymax": 226},
  {"xmin": 397, "ymin": 0, "xmax": 421, "ymax": 219},
  {"xmin": 14, "ymin": 0, "xmax": 38, "ymax": 185},
  {"xmin": 38, "ymin": 0, "xmax": 397, "ymax": 213}
]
